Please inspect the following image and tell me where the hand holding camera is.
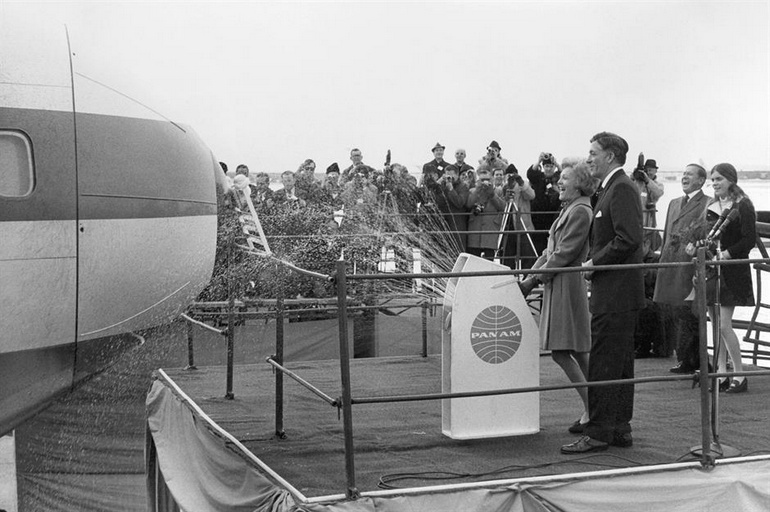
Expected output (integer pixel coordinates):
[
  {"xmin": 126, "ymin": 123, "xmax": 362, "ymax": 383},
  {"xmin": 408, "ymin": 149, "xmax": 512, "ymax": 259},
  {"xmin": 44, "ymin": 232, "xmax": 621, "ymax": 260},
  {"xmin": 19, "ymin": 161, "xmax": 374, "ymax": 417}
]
[{"xmin": 632, "ymin": 152, "xmax": 649, "ymax": 183}]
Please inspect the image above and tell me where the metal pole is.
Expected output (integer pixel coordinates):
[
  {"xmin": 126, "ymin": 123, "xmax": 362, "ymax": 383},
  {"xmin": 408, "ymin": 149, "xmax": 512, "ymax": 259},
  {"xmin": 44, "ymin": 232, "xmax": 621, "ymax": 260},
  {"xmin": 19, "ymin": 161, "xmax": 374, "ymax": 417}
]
[
  {"xmin": 710, "ymin": 241, "xmax": 722, "ymax": 442},
  {"xmin": 185, "ymin": 319, "xmax": 197, "ymax": 370},
  {"xmin": 275, "ymin": 293, "xmax": 285, "ymax": 438},
  {"xmin": 694, "ymin": 248, "xmax": 713, "ymax": 464},
  {"xmin": 225, "ymin": 248, "xmax": 235, "ymax": 400},
  {"xmin": 335, "ymin": 259, "xmax": 359, "ymax": 499},
  {"xmin": 421, "ymin": 301, "xmax": 428, "ymax": 358}
]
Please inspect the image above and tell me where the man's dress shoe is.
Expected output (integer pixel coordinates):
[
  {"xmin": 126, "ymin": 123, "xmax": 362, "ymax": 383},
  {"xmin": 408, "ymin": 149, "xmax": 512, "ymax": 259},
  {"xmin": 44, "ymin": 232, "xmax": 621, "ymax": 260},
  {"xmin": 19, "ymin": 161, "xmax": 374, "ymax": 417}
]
[{"xmin": 610, "ymin": 432, "xmax": 633, "ymax": 448}]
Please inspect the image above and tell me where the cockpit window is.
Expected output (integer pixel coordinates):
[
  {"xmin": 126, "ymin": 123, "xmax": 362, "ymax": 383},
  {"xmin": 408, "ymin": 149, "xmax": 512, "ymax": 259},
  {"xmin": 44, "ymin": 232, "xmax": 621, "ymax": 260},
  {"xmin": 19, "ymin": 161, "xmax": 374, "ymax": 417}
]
[{"xmin": 0, "ymin": 130, "xmax": 34, "ymax": 197}]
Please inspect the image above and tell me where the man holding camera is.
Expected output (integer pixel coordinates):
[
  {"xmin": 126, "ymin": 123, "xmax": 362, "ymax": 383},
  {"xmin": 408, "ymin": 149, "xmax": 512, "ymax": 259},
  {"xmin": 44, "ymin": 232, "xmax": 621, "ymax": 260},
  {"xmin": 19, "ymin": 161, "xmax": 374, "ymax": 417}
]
[
  {"xmin": 432, "ymin": 164, "xmax": 470, "ymax": 252},
  {"xmin": 497, "ymin": 164, "xmax": 536, "ymax": 267},
  {"xmin": 341, "ymin": 148, "xmax": 376, "ymax": 184},
  {"xmin": 477, "ymin": 140, "xmax": 509, "ymax": 174},
  {"xmin": 465, "ymin": 168, "xmax": 506, "ymax": 260},
  {"xmin": 633, "ymin": 157, "xmax": 665, "ymax": 259},
  {"xmin": 528, "ymin": 152, "xmax": 562, "ymax": 256}
]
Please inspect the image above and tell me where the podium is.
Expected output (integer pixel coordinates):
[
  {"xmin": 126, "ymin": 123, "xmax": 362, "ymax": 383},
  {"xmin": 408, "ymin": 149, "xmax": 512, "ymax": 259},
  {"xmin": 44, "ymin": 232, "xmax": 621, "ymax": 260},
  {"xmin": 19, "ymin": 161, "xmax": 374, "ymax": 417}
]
[{"xmin": 442, "ymin": 254, "xmax": 539, "ymax": 439}]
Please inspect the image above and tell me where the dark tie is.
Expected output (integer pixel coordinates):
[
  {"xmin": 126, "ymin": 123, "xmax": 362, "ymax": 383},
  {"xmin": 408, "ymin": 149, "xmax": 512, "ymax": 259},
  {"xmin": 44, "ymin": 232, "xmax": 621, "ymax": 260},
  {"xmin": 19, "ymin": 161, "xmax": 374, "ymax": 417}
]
[{"xmin": 682, "ymin": 195, "xmax": 689, "ymax": 206}]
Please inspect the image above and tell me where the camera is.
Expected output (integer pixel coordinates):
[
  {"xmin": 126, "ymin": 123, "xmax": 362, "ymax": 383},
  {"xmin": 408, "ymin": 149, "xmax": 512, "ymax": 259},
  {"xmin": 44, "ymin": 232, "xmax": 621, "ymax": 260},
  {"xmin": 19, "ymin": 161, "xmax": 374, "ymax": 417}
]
[
  {"xmin": 542, "ymin": 152, "xmax": 553, "ymax": 164},
  {"xmin": 506, "ymin": 173, "xmax": 524, "ymax": 187},
  {"xmin": 472, "ymin": 203, "xmax": 485, "ymax": 216},
  {"xmin": 633, "ymin": 168, "xmax": 648, "ymax": 182}
]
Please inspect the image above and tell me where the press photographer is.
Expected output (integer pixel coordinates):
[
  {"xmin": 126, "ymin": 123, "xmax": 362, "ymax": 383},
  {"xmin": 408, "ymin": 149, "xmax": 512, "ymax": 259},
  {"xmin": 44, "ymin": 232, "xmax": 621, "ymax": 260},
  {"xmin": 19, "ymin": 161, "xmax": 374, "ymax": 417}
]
[
  {"xmin": 632, "ymin": 153, "xmax": 665, "ymax": 259},
  {"xmin": 527, "ymin": 151, "xmax": 562, "ymax": 255},
  {"xmin": 499, "ymin": 163, "xmax": 536, "ymax": 267},
  {"xmin": 477, "ymin": 140, "xmax": 509, "ymax": 174},
  {"xmin": 465, "ymin": 168, "xmax": 506, "ymax": 260},
  {"xmin": 435, "ymin": 164, "xmax": 470, "ymax": 252}
]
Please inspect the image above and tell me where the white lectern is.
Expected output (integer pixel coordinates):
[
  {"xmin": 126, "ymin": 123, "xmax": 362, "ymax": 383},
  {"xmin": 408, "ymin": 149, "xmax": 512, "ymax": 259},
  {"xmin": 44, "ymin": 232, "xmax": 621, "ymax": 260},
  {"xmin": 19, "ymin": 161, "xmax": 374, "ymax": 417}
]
[{"xmin": 442, "ymin": 253, "xmax": 539, "ymax": 439}]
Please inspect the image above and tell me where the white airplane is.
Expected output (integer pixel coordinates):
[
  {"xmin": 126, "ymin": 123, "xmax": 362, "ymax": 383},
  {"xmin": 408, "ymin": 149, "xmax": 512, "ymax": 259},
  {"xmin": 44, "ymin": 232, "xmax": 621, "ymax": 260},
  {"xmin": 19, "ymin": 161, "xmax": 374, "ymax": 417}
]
[{"xmin": 0, "ymin": 15, "xmax": 223, "ymax": 435}]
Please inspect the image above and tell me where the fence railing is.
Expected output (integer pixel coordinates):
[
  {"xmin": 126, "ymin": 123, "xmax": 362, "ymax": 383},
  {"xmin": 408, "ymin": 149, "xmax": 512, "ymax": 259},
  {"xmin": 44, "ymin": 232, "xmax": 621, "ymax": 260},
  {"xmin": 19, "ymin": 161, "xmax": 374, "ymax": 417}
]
[{"xmin": 181, "ymin": 250, "xmax": 770, "ymax": 500}]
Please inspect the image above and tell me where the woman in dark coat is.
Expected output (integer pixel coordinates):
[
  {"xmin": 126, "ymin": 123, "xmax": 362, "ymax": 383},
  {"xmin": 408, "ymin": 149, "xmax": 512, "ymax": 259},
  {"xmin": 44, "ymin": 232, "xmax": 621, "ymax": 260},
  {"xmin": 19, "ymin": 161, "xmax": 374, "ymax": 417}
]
[
  {"xmin": 520, "ymin": 160, "xmax": 596, "ymax": 430},
  {"xmin": 690, "ymin": 163, "xmax": 756, "ymax": 393}
]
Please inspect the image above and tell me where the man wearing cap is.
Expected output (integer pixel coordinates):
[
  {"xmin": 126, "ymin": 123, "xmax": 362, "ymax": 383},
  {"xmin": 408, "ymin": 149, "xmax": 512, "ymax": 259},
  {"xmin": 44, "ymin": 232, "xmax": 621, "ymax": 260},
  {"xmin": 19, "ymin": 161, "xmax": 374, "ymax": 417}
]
[
  {"xmin": 423, "ymin": 142, "xmax": 451, "ymax": 177},
  {"xmin": 477, "ymin": 140, "xmax": 509, "ymax": 174},
  {"xmin": 633, "ymin": 158, "xmax": 665, "ymax": 258},
  {"xmin": 653, "ymin": 164, "xmax": 710, "ymax": 373},
  {"xmin": 528, "ymin": 152, "xmax": 563, "ymax": 255},
  {"xmin": 321, "ymin": 163, "xmax": 344, "ymax": 210},
  {"xmin": 562, "ymin": 131, "xmax": 644, "ymax": 454}
]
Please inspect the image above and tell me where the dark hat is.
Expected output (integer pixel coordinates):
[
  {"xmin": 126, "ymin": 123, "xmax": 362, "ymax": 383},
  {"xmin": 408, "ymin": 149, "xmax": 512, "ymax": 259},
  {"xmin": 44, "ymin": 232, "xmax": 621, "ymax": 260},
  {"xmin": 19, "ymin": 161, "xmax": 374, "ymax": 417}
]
[
  {"xmin": 487, "ymin": 140, "xmax": 501, "ymax": 151},
  {"xmin": 432, "ymin": 142, "xmax": 446, "ymax": 152},
  {"xmin": 644, "ymin": 159, "xmax": 658, "ymax": 169},
  {"xmin": 326, "ymin": 162, "xmax": 340, "ymax": 174},
  {"xmin": 712, "ymin": 162, "xmax": 738, "ymax": 184},
  {"xmin": 504, "ymin": 163, "xmax": 520, "ymax": 175}
]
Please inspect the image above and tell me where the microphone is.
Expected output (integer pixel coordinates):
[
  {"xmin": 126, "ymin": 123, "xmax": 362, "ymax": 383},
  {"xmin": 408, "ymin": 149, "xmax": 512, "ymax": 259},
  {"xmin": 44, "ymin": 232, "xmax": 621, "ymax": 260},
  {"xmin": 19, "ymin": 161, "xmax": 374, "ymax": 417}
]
[
  {"xmin": 706, "ymin": 209, "xmax": 731, "ymax": 239},
  {"xmin": 709, "ymin": 209, "xmax": 739, "ymax": 240}
]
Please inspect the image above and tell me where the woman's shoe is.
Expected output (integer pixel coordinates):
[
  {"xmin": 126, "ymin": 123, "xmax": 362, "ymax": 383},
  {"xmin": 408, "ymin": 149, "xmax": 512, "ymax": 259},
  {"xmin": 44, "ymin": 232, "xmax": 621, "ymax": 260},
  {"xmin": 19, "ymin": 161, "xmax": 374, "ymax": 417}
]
[
  {"xmin": 725, "ymin": 378, "xmax": 748, "ymax": 394},
  {"xmin": 713, "ymin": 378, "xmax": 730, "ymax": 393}
]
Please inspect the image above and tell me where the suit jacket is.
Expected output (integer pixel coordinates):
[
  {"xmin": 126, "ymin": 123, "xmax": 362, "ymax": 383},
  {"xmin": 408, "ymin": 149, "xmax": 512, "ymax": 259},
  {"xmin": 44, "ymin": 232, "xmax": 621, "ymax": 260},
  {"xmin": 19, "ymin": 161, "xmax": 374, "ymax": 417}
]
[
  {"xmin": 589, "ymin": 169, "xmax": 645, "ymax": 314},
  {"xmin": 422, "ymin": 159, "xmax": 450, "ymax": 177},
  {"xmin": 652, "ymin": 190, "xmax": 710, "ymax": 305}
]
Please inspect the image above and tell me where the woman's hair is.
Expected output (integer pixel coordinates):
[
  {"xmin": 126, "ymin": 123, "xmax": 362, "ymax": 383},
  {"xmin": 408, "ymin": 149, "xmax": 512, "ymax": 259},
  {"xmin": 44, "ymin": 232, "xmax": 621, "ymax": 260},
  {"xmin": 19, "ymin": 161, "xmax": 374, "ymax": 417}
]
[
  {"xmin": 710, "ymin": 164, "xmax": 747, "ymax": 202},
  {"xmin": 564, "ymin": 159, "xmax": 598, "ymax": 197}
]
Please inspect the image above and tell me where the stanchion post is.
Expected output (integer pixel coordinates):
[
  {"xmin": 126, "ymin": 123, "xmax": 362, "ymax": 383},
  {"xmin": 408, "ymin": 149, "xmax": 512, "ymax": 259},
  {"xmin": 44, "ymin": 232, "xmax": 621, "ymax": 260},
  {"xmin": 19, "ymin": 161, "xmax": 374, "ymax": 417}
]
[
  {"xmin": 421, "ymin": 301, "xmax": 428, "ymax": 358},
  {"xmin": 225, "ymin": 248, "xmax": 235, "ymax": 400},
  {"xmin": 335, "ymin": 259, "xmax": 359, "ymax": 499},
  {"xmin": 185, "ymin": 319, "xmax": 196, "ymax": 370},
  {"xmin": 694, "ymin": 247, "xmax": 713, "ymax": 464},
  {"xmin": 275, "ymin": 293, "xmax": 285, "ymax": 438}
]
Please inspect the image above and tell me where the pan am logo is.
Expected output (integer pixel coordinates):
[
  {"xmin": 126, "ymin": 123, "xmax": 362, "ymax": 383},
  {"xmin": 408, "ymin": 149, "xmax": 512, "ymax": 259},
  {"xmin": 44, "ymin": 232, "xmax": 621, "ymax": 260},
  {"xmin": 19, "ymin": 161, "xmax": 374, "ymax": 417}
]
[{"xmin": 470, "ymin": 305, "xmax": 522, "ymax": 364}]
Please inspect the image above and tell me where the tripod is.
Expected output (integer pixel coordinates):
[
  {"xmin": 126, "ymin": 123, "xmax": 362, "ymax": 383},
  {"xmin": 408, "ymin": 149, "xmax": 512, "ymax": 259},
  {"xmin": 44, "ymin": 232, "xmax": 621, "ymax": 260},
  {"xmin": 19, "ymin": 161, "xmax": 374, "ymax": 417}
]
[{"xmin": 494, "ymin": 195, "xmax": 537, "ymax": 267}]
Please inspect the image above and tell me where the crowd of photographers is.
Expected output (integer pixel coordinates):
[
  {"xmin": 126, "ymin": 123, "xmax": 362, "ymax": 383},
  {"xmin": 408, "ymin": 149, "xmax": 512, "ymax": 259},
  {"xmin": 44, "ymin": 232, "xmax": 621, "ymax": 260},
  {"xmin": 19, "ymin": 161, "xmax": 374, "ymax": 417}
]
[{"xmin": 222, "ymin": 140, "xmax": 664, "ymax": 269}]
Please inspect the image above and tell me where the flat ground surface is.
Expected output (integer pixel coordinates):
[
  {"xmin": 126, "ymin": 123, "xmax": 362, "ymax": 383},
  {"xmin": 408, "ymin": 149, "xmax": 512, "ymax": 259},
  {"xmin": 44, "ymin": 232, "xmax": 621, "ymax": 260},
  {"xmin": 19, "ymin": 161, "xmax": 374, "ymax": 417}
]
[{"xmin": 163, "ymin": 354, "xmax": 770, "ymax": 499}]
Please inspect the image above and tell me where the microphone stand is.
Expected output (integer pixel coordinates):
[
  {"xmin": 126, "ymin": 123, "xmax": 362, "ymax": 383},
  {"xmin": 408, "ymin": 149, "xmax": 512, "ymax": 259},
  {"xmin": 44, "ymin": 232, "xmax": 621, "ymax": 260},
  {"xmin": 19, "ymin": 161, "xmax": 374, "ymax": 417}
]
[{"xmin": 690, "ymin": 239, "xmax": 740, "ymax": 459}]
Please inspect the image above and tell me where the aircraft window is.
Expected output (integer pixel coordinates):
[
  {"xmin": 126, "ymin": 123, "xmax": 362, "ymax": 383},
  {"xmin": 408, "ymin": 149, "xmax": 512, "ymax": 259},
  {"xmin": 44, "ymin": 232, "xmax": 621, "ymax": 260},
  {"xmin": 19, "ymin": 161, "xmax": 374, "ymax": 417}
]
[{"xmin": 0, "ymin": 131, "xmax": 34, "ymax": 197}]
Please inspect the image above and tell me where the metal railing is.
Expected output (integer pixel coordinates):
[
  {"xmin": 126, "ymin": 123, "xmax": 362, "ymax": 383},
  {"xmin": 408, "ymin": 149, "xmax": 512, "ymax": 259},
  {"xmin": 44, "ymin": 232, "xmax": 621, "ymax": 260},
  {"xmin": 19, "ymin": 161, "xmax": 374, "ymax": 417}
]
[{"xmin": 179, "ymin": 243, "xmax": 770, "ymax": 501}]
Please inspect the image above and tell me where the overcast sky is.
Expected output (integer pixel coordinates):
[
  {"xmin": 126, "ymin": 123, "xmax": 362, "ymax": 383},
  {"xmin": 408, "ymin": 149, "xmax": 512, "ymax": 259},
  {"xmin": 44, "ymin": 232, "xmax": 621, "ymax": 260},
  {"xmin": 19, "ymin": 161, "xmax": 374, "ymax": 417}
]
[{"xmin": 6, "ymin": 0, "xmax": 770, "ymax": 174}]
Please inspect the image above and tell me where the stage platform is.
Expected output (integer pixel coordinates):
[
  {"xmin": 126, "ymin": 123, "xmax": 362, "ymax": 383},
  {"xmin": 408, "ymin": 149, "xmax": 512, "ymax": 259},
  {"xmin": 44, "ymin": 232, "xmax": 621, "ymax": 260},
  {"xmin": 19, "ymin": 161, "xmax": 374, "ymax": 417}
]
[{"xmin": 153, "ymin": 353, "xmax": 770, "ymax": 508}]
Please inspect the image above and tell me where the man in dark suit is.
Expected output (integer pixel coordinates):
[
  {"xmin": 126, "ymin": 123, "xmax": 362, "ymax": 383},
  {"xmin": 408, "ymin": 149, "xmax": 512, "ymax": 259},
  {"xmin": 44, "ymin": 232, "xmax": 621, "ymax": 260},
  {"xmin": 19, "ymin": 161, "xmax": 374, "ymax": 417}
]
[
  {"xmin": 423, "ymin": 142, "xmax": 450, "ymax": 177},
  {"xmin": 653, "ymin": 164, "xmax": 710, "ymax": 373},
  {"xmin": 562, "ymin": 131, "xmax": 645, "ymax": 454}
]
